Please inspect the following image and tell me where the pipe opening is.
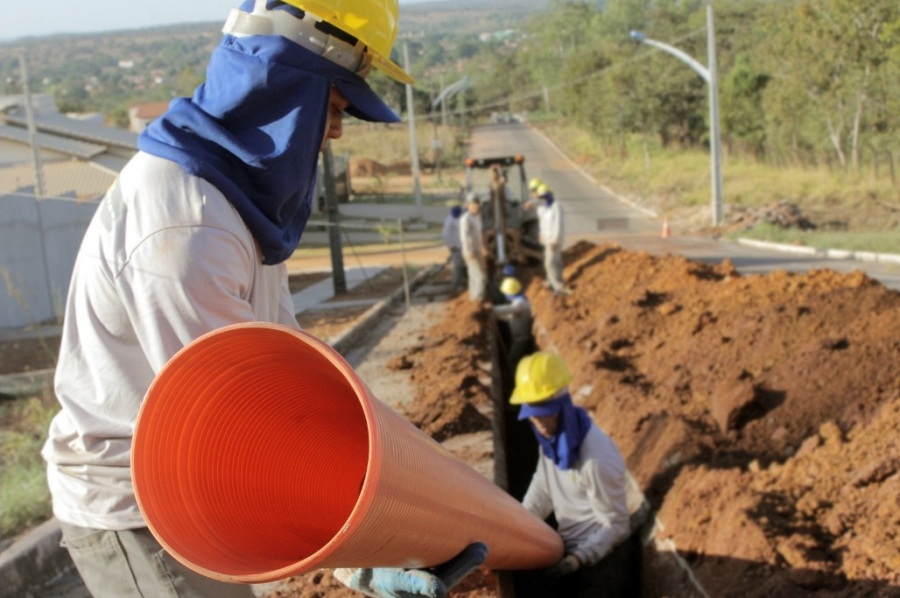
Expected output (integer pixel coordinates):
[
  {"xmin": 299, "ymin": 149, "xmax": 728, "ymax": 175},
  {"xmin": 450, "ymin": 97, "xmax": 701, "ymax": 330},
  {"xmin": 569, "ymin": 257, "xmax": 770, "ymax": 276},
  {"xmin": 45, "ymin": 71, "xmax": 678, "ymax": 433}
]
[{"xmin": 133, "ymin": 324, "xmax": 370, "ymax": 580}]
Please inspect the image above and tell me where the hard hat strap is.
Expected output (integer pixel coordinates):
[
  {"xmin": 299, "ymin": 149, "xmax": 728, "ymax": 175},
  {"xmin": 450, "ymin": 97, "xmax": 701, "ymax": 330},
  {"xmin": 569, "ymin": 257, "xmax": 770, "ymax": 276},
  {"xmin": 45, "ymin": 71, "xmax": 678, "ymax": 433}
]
[{"xmin": 222, "ymin": 0, "xmax": 373, "ymax": 78}]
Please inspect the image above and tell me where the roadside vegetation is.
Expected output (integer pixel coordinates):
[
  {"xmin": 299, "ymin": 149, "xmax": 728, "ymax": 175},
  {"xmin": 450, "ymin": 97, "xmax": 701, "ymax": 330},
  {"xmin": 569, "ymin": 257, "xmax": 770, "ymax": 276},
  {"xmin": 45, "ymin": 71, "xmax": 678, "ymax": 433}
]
[
  {"xmin": 538, "ymin": 120, "xmax": 900, "ymax": 254},
  {"xmin": 0, "ymin": 390, "xmax": 56, "ymax": 543}
]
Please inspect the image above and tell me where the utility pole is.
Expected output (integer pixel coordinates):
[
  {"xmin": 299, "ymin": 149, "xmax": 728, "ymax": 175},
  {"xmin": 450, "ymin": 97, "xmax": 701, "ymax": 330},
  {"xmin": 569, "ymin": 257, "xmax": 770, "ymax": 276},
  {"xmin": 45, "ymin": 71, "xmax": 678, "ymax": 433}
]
[
  {"xmin": 630, "ymin": 3, "xmax": 724, "ymax": 226},
  {"xmin": 705, "ymin": 4, "xmax": 723, "ymax": 226},
  {"xmin": 19, "ymin": 54, "xmax": 45, "ymax": 198},
  {"xmin": 322, "ymin": 141, "xmax": 346, "ymax": 295},
  {"xmin": 403, "ymin": 42, "xmax": 423, "ymax": 218},
  {"xmin": 18, "ymin": 52, "xmax": 56, "ymax": 322}
]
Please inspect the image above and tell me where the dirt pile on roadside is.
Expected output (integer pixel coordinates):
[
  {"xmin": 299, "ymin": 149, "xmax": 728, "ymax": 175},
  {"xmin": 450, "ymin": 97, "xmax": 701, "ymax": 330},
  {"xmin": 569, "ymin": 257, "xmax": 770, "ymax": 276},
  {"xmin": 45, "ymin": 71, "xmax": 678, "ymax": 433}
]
[
  {"xmin": 525, "ymin": 241, "xmax": 900, "ymax": 596},
  {"xmin": 269, "ymin": 241, "xmax": 900, "ymax": 596},
  {"xmin": 397, "ymin": 294, "xmax": 493, "ymax": 441}
]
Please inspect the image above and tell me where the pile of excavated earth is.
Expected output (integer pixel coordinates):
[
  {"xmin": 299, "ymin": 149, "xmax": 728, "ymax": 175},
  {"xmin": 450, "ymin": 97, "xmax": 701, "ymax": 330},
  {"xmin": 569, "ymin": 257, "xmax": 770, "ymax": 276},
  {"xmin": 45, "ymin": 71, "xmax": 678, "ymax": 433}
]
[{"xmin": 268, "ymin": 239, "xmax": 900, "ymax": 597}]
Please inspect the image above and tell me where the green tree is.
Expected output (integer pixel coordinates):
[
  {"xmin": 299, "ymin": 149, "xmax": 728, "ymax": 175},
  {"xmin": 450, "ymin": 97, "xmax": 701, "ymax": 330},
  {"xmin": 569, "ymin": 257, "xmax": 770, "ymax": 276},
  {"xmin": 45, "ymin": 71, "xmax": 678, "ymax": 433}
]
[
  {"xmin": 721, "ymin": 53, "xmax": 768, "ymax": 157},
  {"xmin": 756, "ymin": 0, "xmax": 899, "ymax": 170}
]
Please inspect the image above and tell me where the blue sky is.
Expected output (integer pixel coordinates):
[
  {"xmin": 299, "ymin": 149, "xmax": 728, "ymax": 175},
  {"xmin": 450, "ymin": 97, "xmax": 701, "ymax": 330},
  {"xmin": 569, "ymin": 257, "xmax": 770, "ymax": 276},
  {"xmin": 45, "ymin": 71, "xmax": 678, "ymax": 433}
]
[{"xmin": 0, "ymin": 0, "xmax": 440, "ymax": 42}]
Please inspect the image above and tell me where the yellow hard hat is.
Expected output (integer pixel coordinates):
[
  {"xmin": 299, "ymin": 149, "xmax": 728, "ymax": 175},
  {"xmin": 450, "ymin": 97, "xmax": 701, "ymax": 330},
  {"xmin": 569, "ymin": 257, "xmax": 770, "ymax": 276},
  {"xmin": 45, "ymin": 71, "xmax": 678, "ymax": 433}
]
[
  {"xmin": 536, "ymin": 184, "xmax": 551, "ymax": 197},
  {"xmin": 528, "ymin": 177, "xmax": 543, "ymax": 191},
  {"xmin": 283, "ymin": 0, "xmax": 413, "ymax": 84},
  {"xmin": 500, "ymin": 277, "xmax": 521, "ymax": 296},
  {"xmin": 510, "ymin": 352, "xmax": 573, "ymax": 405}
]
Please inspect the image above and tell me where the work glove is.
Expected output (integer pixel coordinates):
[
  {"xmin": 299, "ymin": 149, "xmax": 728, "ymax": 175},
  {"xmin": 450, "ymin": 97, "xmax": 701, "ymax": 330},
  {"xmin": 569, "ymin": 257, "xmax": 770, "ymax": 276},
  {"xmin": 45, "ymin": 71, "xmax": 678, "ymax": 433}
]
[
  {"xmin": 333, "ymin": 567, "xmax": 446, "ymax": 598},
  {"xmin": 334, "ymin": 542, "xmax": 488, "ymax": 598},
  {"xmin": 545, "ymin": 554, "xmax": 580, "ymax": 578}
]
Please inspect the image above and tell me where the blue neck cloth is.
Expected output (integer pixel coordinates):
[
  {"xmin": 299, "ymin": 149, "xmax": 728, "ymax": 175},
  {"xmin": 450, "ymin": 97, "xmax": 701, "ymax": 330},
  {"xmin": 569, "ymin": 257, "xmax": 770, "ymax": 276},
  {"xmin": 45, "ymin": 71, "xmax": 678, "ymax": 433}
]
[
  {"xmin": 450, "ymin": 206, "xmax": 462, "ymax": 218},
  {"xmin": 139, "ymin": 33, "xmax": 380, "ymax": 265},
  {"xmin": 542, "ymin": 192, "xmax": 555, "ymax": 207},
  {"xmin": 520, "ymin": 392, "xmax": 592, "ymax": 470}
]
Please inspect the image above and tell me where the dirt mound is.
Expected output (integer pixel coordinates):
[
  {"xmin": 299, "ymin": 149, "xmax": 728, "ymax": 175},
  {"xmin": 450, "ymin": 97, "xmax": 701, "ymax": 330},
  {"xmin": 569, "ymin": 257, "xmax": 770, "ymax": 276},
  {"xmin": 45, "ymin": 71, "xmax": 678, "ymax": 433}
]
[
  {"xmin": 523, "ymin": 241, "xmax": 900, "ymax": 595},
  {"xmin": 398, "ymin": 294, "xmax": 493, "ymax": 442},
  {"xmin": 268, "ymin": 241, "xmax": 900, "ymax": 596}
]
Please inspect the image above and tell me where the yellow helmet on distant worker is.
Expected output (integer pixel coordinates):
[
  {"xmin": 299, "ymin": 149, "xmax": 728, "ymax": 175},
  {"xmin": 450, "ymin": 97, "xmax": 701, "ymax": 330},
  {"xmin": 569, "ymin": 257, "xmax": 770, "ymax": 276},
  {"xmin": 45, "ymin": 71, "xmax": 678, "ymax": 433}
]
[
  {"xmin": 528, "ymin": 177, "xmax": 543, "ymax": 192},
  {"xmin": 279, "ymin": 0, "xmax": 413, "ymax": 84},
  {"xmin": 536, "ymin": 184, "xmax": 551, "ymax": 197},
  {"xmin": 510, "ymin": 352, "xmax": 573, "ymax": 405},
  {"xmin": 500, "ymin": 277, "xmax": 522, "ymax": 296}
]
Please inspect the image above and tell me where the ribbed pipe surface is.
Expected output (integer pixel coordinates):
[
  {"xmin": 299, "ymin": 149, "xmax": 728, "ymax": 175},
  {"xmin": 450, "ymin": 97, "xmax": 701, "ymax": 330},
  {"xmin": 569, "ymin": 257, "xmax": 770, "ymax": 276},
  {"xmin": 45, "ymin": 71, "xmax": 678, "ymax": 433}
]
[{"xmin": 132, "ymin": 322, "xmax": 562, "ymax": 583}]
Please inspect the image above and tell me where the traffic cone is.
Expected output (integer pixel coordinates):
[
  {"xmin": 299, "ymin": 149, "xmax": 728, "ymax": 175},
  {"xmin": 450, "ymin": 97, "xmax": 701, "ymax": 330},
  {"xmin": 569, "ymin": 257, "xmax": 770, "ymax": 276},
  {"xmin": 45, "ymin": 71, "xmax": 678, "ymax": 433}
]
[
  {"xmin": 132, "ymin": 323, "xmax": 563, "ymax": 584},
  {"xmin": 661, "ymin": 216, "xmax": 671, "ymax": 238}
]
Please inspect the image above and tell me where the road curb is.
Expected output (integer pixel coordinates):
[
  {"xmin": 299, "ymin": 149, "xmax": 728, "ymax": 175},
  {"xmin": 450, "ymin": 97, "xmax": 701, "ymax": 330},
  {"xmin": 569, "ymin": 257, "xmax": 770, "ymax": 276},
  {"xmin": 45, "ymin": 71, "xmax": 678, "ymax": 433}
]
[
  {"xmin": 330, "ymin": 263, "xmax": 442, "ymax": 356},
  {"xmin": 736, "ymin": 237, "xmax": 900, "ymax": 265},
  {"xmin": 0, "ymin": 518, "xmax": 77, "ymax": 597}
]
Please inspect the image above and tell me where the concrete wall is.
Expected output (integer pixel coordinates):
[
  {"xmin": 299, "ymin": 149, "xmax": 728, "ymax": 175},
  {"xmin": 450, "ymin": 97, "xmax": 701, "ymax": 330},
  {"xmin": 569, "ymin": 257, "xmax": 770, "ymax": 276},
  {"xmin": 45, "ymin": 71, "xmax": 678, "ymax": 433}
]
[{"xmin": 0, "ymin": 193, "xmax": 97, "ymax": 329}]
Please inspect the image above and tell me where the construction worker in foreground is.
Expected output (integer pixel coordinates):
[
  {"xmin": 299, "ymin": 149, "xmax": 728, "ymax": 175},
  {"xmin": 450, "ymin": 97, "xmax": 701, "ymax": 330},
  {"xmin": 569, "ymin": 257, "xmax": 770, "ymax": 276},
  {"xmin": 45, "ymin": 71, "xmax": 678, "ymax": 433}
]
[
  {"xmin": 41, "ymin": 0, "xmax": 478, "ymax": 596},
  {"xmin": 460, "ymin": 192, "xmax": 488, "ymax": 301},
  {"xmin": 511, "ymin": 352, "xmax": 641, "ymax": 597},
  {"xmin": 526, "ymin": 182, "xmax": 569, "ymax": 295}
]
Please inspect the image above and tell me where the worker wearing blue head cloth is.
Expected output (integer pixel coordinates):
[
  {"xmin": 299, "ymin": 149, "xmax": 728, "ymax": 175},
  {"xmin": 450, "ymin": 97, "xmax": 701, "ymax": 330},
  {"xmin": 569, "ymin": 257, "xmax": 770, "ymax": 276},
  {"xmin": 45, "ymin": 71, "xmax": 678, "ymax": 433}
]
[
  {"xmin": 43, "ymin": 1, "xmax": 485, "ymax": 596},
  {"xmin": 140, "ymin": 0, "xmax": 402, "ymax": 265},
  {"xmin": 511, "ymin": 352, "xmax": 640, "ymax": 597}
]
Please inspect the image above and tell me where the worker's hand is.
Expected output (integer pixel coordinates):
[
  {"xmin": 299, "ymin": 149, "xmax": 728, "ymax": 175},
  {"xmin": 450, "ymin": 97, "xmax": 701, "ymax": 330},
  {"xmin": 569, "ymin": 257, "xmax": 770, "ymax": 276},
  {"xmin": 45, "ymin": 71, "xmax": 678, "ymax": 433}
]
[
  {"xmin": 545, "ymin": 554, "xmax": 580, "ymax": 578},
  {"xmin": 333, "ymin": 567, "xmax": 446, "ymax": 598},
  {"xmin": 334, "ymin": 543, "xmax": 488, "ymax": 598}
]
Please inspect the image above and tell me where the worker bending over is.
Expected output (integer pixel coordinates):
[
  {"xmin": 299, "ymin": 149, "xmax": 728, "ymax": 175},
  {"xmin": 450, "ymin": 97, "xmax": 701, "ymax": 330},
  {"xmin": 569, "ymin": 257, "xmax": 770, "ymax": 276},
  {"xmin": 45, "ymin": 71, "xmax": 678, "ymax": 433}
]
[
  {"xmin": 511, "ymin": 352, "xmax": 640, "ymax": 597},
  {"xmin": 492, "ymin": 276, "xmax": 534, "ymax": 370}
]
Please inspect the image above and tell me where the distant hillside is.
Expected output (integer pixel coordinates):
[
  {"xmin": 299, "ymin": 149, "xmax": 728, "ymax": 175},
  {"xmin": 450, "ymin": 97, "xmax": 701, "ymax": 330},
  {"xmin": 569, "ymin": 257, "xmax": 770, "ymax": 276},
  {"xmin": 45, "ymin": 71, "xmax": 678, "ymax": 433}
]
[
  {"xmin": 400, "ymin": 0, "xmax": 548, "ymax": 36},
  {"xmin": 0, "ymin": 0, "xmax": 547, "ymax": 123}
]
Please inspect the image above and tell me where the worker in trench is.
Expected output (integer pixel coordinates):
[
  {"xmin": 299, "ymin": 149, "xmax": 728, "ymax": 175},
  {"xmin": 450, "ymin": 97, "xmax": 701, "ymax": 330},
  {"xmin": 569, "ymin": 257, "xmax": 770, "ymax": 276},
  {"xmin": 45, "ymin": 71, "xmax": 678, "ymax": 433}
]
[
  {"xmin": 510, "ymin": 352, "xmax": 645, "ymax": 598},
  {"xmin": 40, "ymin": 0, "xmax": 481, "ymax": 596},
  {"xmin": 492, "ymin": 275, "xmax": 535, "ymax": 373}
]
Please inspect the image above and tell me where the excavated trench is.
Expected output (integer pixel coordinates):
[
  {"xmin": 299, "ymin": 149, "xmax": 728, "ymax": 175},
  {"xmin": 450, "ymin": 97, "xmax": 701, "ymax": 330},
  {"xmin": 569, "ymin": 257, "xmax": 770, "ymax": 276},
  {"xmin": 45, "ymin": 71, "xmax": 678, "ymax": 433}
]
[
  {"xmin": 484, "ymin": 290, "xmax": 688, "ymax": 598},
  {"xmin": 267, "ymin": 240, "xmax": 900, "ymax": 596}
]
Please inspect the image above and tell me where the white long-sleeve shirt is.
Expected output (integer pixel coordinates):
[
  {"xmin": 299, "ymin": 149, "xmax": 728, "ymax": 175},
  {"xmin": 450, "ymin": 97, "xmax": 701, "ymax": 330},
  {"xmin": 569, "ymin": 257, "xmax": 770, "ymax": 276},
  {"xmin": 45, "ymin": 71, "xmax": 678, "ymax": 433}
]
[
  {"xmin": 459, "ymin": 211, "xmax": 484, "ymax": 259},
  {"xmin": 492, "ymin": 296, "xmax": 532, "ymax": 340},
  {"xmin": 42, "ymin": 152, "xmax": 300, "ymax": 530},
  {"xmin": 537, "ymin": 199, "xmax": 563, "ymax": 246},
  {"xmin": 522, "ymin": 425, "xmax": 631, "ymax": 566}
]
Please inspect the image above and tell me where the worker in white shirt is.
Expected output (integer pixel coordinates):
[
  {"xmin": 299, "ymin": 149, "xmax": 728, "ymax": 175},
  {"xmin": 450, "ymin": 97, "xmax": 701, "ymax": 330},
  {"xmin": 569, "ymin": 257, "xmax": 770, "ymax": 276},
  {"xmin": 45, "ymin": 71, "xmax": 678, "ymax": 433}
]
[
  {"xmin": 511, "ymin": 352, "xmax": 640, "ymax": 598},
  {"xmin": 526, "ymin": 181, "xmax": 568, "ymax": 295},
  {"xmin": 459, "ymin": 192, "xmax": 488, "ymax": 301},
  {"xmin": 492, "ymin": 276, "xmax": 534, "ymax": 370}
]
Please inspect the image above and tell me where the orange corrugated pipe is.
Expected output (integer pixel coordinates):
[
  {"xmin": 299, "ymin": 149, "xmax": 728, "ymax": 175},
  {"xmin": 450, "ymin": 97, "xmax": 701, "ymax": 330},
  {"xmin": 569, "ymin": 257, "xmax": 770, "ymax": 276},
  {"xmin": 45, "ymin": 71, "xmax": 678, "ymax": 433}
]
[{"xmin": 132, "ymin": 322, "xmax": 563, "ymax": 584}]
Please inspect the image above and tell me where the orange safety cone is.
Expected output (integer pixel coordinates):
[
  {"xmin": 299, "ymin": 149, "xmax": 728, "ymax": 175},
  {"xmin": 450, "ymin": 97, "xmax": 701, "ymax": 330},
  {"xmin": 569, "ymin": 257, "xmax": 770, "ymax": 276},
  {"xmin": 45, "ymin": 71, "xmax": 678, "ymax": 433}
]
[
  {"xmin": 661, "ymin": 216, "xmax": 671, "ymax": 238},
  {"xmin": 132, "ymin": 322, "xmax": 563, "ymax": 584}
]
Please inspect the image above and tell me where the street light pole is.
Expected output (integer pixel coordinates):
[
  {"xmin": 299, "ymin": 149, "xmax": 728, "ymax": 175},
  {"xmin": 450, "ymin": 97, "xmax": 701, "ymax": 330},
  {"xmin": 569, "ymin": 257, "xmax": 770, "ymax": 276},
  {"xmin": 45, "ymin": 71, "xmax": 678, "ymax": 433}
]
[{"xmin": 630, "ymin": 4, "xmax": 724, "ymax": 226}]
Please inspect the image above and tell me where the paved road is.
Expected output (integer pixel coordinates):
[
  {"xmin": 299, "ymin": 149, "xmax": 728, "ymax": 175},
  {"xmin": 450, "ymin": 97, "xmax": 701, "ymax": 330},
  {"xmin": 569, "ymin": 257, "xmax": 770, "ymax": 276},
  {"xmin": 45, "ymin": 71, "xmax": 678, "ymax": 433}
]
[{"xmin": 468, "ymin": 123, "xmax": 900, "ymax": 291}]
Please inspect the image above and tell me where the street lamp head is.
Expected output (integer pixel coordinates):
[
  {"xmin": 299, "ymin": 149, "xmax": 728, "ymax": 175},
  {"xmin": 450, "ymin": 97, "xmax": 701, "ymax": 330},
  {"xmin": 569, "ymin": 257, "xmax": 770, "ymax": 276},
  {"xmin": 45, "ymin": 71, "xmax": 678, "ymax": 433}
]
[{"xmin": 629, "ymin": 30, "xmax": 646, "ymax": 42}]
